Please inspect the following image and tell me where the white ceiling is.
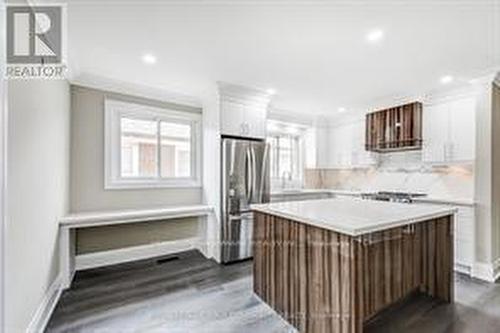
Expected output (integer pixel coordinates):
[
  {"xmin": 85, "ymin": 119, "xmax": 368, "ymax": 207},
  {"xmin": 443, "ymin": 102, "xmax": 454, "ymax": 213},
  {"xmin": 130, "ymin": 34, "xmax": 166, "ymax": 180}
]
[{"xmin": 63, "ymin": 0, "xmax": 499, "ymax": 116}]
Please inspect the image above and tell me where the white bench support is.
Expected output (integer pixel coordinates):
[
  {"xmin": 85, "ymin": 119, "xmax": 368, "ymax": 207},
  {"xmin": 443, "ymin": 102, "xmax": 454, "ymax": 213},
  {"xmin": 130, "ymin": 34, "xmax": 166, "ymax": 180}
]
[
  {"xmin": 59, "ymin": 205, "xmax": 213, "ymax": 289},
  {"xmin": 60, "ymin": 227, "xmax": 76, "ymax": 289}
]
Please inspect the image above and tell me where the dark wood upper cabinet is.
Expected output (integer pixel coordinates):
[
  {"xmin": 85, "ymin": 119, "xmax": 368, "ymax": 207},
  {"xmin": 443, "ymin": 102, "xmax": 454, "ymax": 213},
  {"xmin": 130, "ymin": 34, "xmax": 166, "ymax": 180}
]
[{"xmin": 365, "ymin": 101, "xmax": 423, "ymax": 152}]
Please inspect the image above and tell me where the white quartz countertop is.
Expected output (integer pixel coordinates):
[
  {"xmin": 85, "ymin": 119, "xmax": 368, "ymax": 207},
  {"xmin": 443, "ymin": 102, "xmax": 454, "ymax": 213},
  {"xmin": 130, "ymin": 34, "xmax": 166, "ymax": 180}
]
[
  {"xmin": 270, "ymin": 188, "xmax": 475, "ymax": 206},
  {"xmin": 252, "ymin": 197, "xmax": 457, "ymax": 236}
]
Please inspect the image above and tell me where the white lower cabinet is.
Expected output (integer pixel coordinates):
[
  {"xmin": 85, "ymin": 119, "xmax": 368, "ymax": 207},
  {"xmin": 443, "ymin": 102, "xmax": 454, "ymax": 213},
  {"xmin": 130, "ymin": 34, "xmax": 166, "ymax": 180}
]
[
  {"xmin": 453, "ymin": 206, "xmax": 475, "ymax": 273},
  {"xmin": 415, "ymin": 202, "xmax": 475, "ymax": 274}
]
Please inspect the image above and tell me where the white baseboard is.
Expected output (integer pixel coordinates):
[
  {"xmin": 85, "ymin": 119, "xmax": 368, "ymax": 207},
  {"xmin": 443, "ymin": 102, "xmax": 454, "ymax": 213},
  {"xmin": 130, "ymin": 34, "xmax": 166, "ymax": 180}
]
[
  {"xmin": 471, "ymin": 259, "xmax": 500, "ymax": 282},
  {"xmin": 454, "ymin": 262, "xmax": 472, "ymax": 276},
  {"xmin": 494, "ymin": 257, "xmax": 500, "ymax": 281},
  {"xmin": 26, "ymin": 274, "xmax": 63, "ymax": 333},
  {"xmin": 75, "ymin": 237, "xmax": 203, "ymax": 271},
  {"xmin": 472, "ymin": 262, "xmax": 494, "ymax": 282}
]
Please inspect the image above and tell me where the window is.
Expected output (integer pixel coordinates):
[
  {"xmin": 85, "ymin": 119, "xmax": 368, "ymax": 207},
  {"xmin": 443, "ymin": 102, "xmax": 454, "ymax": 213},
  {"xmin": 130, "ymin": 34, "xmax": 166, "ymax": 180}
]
[
  {"xmin": 267, "ymin": 135, "xmax": 301, "ymax": 180},
  {"xmin": 267, "ymin": 121, "xmax": 308, "ymax": 187},
  {"xmin": 105, "ymin": 99, "xmax": 201, "ymax": 189}
]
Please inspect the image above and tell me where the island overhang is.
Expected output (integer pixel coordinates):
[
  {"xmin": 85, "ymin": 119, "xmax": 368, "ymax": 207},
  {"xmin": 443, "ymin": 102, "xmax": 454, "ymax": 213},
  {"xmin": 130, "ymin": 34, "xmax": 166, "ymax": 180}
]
[{"xmin": 251, "ymin": 197, "xmax": 457, "ymax": 236}]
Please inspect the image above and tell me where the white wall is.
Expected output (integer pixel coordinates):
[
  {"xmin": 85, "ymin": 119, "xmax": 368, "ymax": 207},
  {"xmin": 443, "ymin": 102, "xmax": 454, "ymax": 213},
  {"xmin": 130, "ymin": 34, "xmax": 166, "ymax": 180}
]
[
  {"xmin": 491, "ymin": 81, "xmax": 500, "ymax": 264},
  {"xmin": 0, "ymin": 1, "xmax": 7, "ymax": 330},
  {"xmin": 474, "ymin": 81, "xmax": 493, "ymax": 265},
  {"xmin": 201, "ymin": 85, "xmax": 221, "ymax": 261},
  {"xmin": 5, "ymin": 80, "xmax": 70, "ymax": 332}
]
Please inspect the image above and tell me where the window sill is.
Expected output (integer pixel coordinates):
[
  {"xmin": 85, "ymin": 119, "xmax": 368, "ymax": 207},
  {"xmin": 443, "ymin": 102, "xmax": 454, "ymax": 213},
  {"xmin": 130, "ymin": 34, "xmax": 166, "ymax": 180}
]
[{"xmin": 104, "ymin": 179, "xmax": 202, "ymax": 190}]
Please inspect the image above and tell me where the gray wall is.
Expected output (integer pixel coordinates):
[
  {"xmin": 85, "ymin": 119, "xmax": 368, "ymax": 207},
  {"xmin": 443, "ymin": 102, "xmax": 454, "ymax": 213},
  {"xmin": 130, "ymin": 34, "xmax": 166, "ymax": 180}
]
[
  {"xmin": 70, "ymin": 85, "xmax": 202, "ymax": 212},
  {"xmin": 6, "ymin": 80, "xmax": 70, "ymax": 332},
  {"xmin": 76, "ymin": 217, "xmax": 199, "ymax": 254},
  {"xmin": 70, "ymin": 85, "xmax": 203, "ymax": 253}
]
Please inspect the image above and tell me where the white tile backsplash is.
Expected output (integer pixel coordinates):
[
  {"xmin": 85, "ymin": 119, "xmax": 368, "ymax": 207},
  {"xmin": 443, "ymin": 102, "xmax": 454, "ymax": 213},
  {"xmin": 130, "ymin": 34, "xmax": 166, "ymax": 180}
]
[{"xmin": 305, "ymin": 152, "xmax": 474, "ymax": 200}]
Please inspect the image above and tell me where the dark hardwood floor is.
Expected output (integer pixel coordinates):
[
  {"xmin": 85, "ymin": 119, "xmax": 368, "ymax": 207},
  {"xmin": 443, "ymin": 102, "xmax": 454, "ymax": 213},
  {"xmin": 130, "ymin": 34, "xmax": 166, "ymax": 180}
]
[{"xmin": 46, "ymin": 250, "xmax": 500, "ymax": 333}]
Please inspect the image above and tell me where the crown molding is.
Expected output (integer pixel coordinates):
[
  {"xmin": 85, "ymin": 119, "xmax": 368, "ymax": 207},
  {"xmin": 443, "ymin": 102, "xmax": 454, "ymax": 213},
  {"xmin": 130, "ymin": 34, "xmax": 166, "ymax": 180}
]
[
  {"xmin": 217, "ymin": 81, "xmax": 273, "ymax": 106},
  {"xmin": 422, "ymin": 85, "xmax": 481, "ymax": 106},
  {"xmin": 268, "ymin": 107, "xmax": 315, "ymax": 126},
  {"xmin": 468, "ymin": 69, "xmax": 500, "ymax": 86},
  {"xmin": 69, "ymin": 72, "xmax": 202, "ymax": 109}
]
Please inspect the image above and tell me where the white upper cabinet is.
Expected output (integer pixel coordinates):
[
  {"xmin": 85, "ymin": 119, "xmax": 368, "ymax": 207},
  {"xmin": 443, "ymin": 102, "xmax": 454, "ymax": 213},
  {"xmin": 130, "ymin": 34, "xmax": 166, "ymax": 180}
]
[
  {"xmin": 315, "ymin": 125, "xmax": 330, "ymax": 168},
  {"xmin": 220, "ymin": 99, "xmax": 247, "ymax": 137},
  {"xmin": 422, "ymin": 95, "xmax": 476, "ymax": 163},
  {"xmin": 218, "ymin": 83, "xmax": 271, "ymax": 139},
  {"xmin": 322, "ymin": 119, "xmax": 376, "ymax": 168},
  {"xmin": 422, "ymin": 102, "xmax": 449, "ymax": 162},
  {"xmin": 244, "ymin": 102, "xmax": 268, "ymax": 139},
  {"xmin": 448, "ymin": 97, "xmax": 476, "ymax": 162},
  {"xmin": 350, "ymin": 120, "xmax": 376, "ymax": 167}
]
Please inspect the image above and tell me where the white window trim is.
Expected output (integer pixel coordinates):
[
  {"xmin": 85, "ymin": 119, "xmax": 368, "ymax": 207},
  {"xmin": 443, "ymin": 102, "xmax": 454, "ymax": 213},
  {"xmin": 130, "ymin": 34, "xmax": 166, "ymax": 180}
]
[
  {"xmin": 267, "ymin": 132, "xmax": 305, "ymax": 186},
  {"xmin": 105, "ymin": 99, "xmax": 202, "ymax": 189}
]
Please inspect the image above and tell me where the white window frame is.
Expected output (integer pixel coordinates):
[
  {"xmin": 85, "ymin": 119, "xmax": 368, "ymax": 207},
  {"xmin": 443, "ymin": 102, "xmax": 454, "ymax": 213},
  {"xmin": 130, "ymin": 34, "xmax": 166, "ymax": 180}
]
[
  {"xmin": 268, "ymin": 134, "xmax": 302, "ymax": 181},
  {"xmin": 105, "ymin": 99, "xmax": 202, "ymax": 189},
  {"xmin": 266, "ymin": 123, "xmax": 307, "ymax": 189}
]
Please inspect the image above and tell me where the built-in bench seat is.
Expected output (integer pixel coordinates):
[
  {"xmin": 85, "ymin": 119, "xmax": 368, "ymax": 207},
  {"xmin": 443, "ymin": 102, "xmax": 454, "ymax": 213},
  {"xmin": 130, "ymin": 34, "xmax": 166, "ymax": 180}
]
[{"xmin": 59, "ymin": 205, "xmax": 214, "ymax": 289}]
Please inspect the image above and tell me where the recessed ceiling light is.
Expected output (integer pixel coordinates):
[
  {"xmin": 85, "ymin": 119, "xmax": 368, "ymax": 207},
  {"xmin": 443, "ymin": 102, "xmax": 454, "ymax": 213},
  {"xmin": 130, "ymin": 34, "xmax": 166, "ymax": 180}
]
[
  {"xmin": 267, "ymin": 122, "xmax": 280, "ymax": 132},
  {"xmin": 286, "ymin": 126, "xmax": 300, "ymax": 135},
  {"xmin": 142, "ymin": 53, "xmax": 157, "ymax": 64},
  {"xmin": 267, "ymin": 88, "xmax": 276, "ymax": 95},
  {"xmin": 366, "ymin": 29, "xmax": 384, "ymax": 43},
  {"xmin": 338, "ymin": 107, "xmax": 347, "ymax": 113},
  {"xmin": 440, "ymin": 75, "xmax": 454, "ymax": 84}
]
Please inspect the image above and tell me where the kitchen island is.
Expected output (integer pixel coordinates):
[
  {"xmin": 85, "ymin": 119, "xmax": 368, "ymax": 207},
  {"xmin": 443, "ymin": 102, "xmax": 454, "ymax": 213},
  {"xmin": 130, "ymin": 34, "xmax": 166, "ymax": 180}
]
[{"xmin": 251, "ymin": 197, "xmax": 457, "ymax": 333}]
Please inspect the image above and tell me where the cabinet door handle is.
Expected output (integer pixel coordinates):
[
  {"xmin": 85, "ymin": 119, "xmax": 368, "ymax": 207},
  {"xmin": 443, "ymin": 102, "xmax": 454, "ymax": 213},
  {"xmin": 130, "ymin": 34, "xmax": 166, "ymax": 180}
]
[{"xmin": 403, "ymin": 224, "xmax": 415, "ymax": 234}]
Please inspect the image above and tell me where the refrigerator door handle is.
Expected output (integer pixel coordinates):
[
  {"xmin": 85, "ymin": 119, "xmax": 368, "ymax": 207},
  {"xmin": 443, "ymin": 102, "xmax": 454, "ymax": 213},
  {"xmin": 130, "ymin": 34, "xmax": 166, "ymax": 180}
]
[
  {"xmin": 250, "ymin": 146, "xmax": 257, "ymax": 202},
  {"xmin": 259, "ymin": 143, "xmax": 269, "ymax": 203},
  {"xmin": 245, "ymin": 147, "xmax": 252, "ymax": 202}
]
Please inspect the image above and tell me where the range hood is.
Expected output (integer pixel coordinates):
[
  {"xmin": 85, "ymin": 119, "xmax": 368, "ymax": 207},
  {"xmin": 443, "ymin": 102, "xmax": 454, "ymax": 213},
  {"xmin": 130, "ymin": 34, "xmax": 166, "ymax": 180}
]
[{"xmin": 365, "ymin": 101, "xmax": 423, "ymax": 153}]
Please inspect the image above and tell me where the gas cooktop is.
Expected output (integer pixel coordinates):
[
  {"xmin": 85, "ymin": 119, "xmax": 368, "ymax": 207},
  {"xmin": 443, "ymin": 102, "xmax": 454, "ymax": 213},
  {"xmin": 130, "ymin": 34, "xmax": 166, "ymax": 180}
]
[{"xmin": 361, "ymin": 191, "xmax": 427, "ymax": 203}]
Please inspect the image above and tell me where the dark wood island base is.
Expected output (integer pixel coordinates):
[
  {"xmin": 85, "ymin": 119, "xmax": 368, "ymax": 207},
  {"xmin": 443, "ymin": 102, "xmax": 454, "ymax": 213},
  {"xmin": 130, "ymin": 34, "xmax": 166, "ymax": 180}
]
[{"xmin": 253, "ymin": 212, "xmax": 454, "ymax": 333}]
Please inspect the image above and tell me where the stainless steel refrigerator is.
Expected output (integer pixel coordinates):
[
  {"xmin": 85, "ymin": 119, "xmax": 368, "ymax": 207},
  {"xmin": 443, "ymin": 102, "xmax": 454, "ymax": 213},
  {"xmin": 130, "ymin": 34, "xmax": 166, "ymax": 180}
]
[{"xmin": 221, "ymin": 137, "xmax": 270, "ymax": 263}]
